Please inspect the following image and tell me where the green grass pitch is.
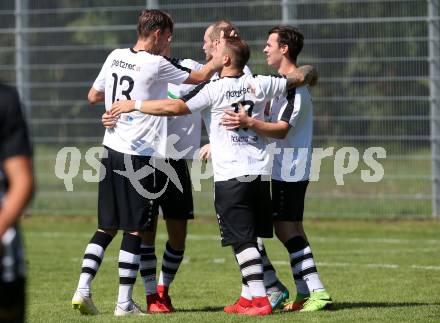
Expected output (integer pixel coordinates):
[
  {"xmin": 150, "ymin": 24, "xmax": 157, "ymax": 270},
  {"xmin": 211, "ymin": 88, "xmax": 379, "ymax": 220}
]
[{"xmin": 23, "ymin": 216, "xmax": 440, "ymax": 322}]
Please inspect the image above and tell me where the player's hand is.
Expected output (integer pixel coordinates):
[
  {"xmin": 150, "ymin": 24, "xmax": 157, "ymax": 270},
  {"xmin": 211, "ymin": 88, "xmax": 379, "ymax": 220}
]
[
  {"xmin": 110, "ymin": 100, "xmax": 136, "ymax": 116},
  {"xmin": 199, "ymin": 144, "xmax": 211, "ymax": 161},
  {"xmin": 219, "ymin": 29, "xmax": 238, "ymax": 40},
  {"xmin": 221, "ymin": 104, "xmax": 250, "ymax": 130},
  {"xmin": 102, "ymin": 111, "xmax": 118, "ymax": 128}
]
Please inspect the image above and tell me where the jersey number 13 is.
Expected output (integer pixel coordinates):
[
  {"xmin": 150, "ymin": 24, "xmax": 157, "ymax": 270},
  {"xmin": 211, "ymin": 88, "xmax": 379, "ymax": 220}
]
[{"xmin": 111, "ymin": 73, "xmax": 134, "ymax": 103}]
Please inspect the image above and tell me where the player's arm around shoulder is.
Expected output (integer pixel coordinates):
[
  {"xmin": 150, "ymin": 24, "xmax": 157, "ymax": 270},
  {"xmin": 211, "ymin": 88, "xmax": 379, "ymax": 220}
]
[
  {"xmin": 180, "ymin": 58, "xmax": 204, "ymax": 72},
  {"xmin": 184, "ymin": 52, "xmax": 224, "ymax": 85},
  {"xmin": 184, "ymin": 60, "xmax": 219, "ymax": 85},
  {"xmin": 110, "ymin": 99, "xmax": 190, "ymax": 117},
  {"xmin": 286, "ymin": 65, "xmax": 318, "ymax": 89},
  {"xmin": 222, "ymin": 105, "xmax": 289, "ymax": 139}
]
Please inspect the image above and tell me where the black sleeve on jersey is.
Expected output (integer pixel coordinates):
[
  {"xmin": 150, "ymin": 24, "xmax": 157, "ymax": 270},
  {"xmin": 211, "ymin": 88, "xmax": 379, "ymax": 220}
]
[
  {"xmin": 163, "ymin": 56, "xmax": 192, "ymax": 73},
  {"xmin": 0, "ymin": 83, "xmax": 32, "ymax": 161},
  {"xmin": 180, "ymin": 80, "xmax": 211, "ymax": 102},
  {"xmin": 280, "ymin": 88, "xmax": 296, "ymax": 124}
]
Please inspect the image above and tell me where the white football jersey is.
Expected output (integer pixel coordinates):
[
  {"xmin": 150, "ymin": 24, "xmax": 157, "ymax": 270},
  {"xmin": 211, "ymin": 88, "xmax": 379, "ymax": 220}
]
[
  {"xmin": 93, "ymin": 48, "xmax": 190, "ymax": 156},
  {"xmin": 270, "ymin": 86, "xmax": 313, "ymax": 182},
  {"xmin": 183, "ymin": 74, "xmax": 287, "ymax": 182},
  {"xmin": 166, "ymin": 63, "xmax": 252, "ymax": 160},
  {"xmin": 167, "ymin": 58, "xmax": 204, "ymax": 159}
]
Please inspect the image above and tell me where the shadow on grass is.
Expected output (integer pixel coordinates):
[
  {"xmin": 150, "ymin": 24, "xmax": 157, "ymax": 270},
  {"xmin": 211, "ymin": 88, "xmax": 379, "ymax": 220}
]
[
  {"xmin": 175, "ymin": 302, "xmax": 440, "ymax": 313},
  {"xmin": 175, "ymin": 306, "xmax": 226, "ymax": 313},
  {"xmin": 330, "ymin": 302, "xmax": 440, "ymax": 310}
]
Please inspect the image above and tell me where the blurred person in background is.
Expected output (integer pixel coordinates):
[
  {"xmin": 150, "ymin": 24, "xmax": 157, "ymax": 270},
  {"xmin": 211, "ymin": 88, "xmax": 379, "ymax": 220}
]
[{"xmin": 0, "ymin": 82, "xmax": 34, "ymax": 323}]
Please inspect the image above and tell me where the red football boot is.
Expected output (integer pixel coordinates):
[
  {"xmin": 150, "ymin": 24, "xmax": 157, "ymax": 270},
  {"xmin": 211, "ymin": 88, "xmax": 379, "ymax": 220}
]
[
  {"xmin": 146, "ymin": 293, "xmax": 170, "ymax": 314},
  {"xmin": 157, "ymin": 285, "xmax": 174, "ymax": 312},
  {"xmin": 241, "ymin": 296, "xmax": 272, "ymax": 316},
  {"xmin": 223, "ymin": 297, "xmax": 252, "ymax": 314}
]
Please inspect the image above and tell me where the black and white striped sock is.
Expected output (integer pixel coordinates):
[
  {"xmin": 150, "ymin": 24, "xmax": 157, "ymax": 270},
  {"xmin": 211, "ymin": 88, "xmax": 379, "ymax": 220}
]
[
  {"xmin": 240, "ymin": 278, "xmax": 252, "ymax": 300},
  {"xmin": 158, "ymin": 241, "xmax": 184, "ymax": 287},
  {"xmin": 285, "ymin": 236, "xmax": 324, "ymax": 294},
  {"xmin": 257, "ymin": 238, "xmax": 279, "ymax": 290},
  {"xmin": 140, "ymin": 244, "xmax": 157, "ymax": 296},
  {"xmin": 234, "ymin": 243, "xmax": 266, "ymax": 298},
  {"xmin": 77, "ymin": 231, "xmax": 113, "ymax": 297},
  {"xmin": 117, "ymin": 233, "xmax": 141, "ymax": 308}
]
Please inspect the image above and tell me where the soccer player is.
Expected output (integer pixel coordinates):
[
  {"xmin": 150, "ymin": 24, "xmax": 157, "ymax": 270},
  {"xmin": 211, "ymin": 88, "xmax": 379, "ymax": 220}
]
[
  {"xmin": 221, "ymin": 25, "xmax": 332, "ymax": 312},
  {"xmin": 0, "ymin": 82, "xmax": 34, "ymax": 323},
  {"xmin": 203, "ymin": 20, "xmax": 252, "ymax": 76},
  {"xmin": 109, "ymin": 34, "xmax": 316, "ymax": 316},
  {"xmin": 198, "ymin": 20, "xmax": 253, "ymax": 161},
  {"xmin": 201, "ymin": 20, "xmax": 290, "ymax": 310},
  {"xmin": 71, "ymin": 9, "xmax": 220, "ymax": 316}
]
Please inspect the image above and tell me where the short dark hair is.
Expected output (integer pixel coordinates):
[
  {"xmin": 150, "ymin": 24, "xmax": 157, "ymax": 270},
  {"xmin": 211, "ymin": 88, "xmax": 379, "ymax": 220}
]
[
  {"xmin": 209, "ymin": 20, "xmax": 236, "ymax": 41},
  {"xmin": 223, "ymin": 35, "xmax": 250, "ymax": 70},
  {"xmin": 137, "ymin": 9, "xmax": 173, "ymax": 38},
  {"xmin": 268, "ymin": 26, "xmax": 304, "ymax": 61}
]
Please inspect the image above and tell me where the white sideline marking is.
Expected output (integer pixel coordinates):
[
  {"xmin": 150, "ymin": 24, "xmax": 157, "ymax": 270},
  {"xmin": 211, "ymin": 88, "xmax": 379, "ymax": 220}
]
[
  {"xmin": 273, "ymin": 261, "xmax": 401, "ymax": 269},
  {"xmin": 26, "ymin": 231, "xmax": 440, "ymax": 245},
  {"xmin": 271, "ymin": 260, "xmax": 289, "ymax": 266},
  {"xmin": 182, "ymin": 257, "xmax": 190, "ymax": 264},
  {"xmin": 316, "ymin": 262, "xmax": 352, "ymax": 267},
  {"xmin": 276, "ymin": 261, "xmax": 440, "ymax": 270},
  {"xmin": 411, "ymin": 265, "xmax": 440, "ymax": 270},
  {"xmin": 366, "ymin": 263, "xmax": 399, "ymax": 269},
  {"xmin": 185, "ymin": 234, "xmax": 220, "ymax": 241},
  {"xmin": 29, "ymin": 231, "xmax": 440, "ymax": 272},
  {"xmin": 69, "ymin": 257, "xmax": 440, "ymax": 271},
  {"xmin": 313, "ymin": 237, "xmax": 440, "ymax": 245}
]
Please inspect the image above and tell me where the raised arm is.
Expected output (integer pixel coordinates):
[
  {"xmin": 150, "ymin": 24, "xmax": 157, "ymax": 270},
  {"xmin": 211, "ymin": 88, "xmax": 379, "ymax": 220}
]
[
  {"xmin": 184, "ymin": 63, "xmax": 215, "ymax": 85},
  {"xmin": 110, "ymin": 99, "xmax": 190, "ymax": 117},
  {"xmin": 183, "ymin": 41, "xmax": 225, "ymax": 84}
]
